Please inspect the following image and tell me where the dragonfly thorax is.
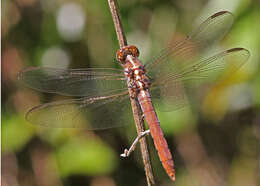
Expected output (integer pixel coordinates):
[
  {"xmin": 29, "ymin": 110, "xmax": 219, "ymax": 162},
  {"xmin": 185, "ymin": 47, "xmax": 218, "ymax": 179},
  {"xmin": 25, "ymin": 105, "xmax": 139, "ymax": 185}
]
[
  {"xmin": 116, "ymin": 45, "xmax": 150, "ymax": 93},
  {"xmin": 124, "ymin": 57, "xmax": 150, "ymax": 95}
]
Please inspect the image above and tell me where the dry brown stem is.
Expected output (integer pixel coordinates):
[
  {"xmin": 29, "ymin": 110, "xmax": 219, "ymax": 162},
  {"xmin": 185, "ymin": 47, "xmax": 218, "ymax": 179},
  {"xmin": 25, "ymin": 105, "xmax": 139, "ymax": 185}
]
[{"xmin": 107, "ymin": 0, "xmax": 155, "ymax": 185}]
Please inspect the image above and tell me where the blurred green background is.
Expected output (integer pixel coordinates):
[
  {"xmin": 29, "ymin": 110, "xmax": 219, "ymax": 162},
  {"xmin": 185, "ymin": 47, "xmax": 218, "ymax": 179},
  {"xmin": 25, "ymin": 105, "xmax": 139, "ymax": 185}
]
[{"xmin": 2, "ymin": 0, "xmax": 260, "ymax": 185}]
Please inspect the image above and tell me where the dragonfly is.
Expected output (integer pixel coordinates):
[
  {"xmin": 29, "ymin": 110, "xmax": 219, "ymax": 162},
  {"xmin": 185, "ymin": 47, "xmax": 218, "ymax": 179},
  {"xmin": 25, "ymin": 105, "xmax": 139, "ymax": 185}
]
[{"xmin": 18, "ymin": 11, "xmax": 250, "ymax": 181}]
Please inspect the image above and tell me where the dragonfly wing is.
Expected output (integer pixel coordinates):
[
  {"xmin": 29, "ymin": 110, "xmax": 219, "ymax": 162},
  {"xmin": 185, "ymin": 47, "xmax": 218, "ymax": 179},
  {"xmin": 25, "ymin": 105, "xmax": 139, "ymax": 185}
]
[
  {"xmin": 150, "ymin": 81, "xmax": 189, "ymax": 111},
  {"xmin": 18, "ymin": 67, "xmax": 127, "ymax": 97},
  {"xmin": 146, "ymin": 11, "xmax": 234, "ymax": 77},
  {"xmin": 150, "ymin": 48, "xmax": 250, "ymax": 111},
  {"xmin": 26, "ymin": 91, "xmax": 133, "ymax": 129}
]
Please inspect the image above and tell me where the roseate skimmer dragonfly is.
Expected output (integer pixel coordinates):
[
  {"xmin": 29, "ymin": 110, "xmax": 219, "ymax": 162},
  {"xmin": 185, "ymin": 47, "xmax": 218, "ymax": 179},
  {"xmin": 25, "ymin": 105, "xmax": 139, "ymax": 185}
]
[{"xmin": 19, "ymin": 11, "xmax": 250, "ymax": 181}]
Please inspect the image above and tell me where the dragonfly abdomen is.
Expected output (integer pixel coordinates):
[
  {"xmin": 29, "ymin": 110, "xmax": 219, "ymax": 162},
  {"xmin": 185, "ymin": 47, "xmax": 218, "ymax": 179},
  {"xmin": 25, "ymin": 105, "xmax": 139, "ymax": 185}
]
[{"xmin": 138, "ymin": 90, "xmax": 175, "ymax": 181}]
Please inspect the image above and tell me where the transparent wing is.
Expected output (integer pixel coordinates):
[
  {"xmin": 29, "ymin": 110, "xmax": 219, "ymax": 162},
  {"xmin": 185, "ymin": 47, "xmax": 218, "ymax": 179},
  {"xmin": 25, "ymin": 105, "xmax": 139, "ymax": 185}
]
[
  {"xmin": 146, "ymin": 11, "xmax": 234, "ymax": 77},
  {"xmin": 150, "ymin": 80, "xmax": 188, "ymax": 111},
  {"xmin": 18, "ymin": 67, "xmax": 127, "ymax": 97},
  {"xmin": 150, "ymin": 48, "xmax": 250, "ymax": 111},
  {"xmin": 25, "ymin": 92, "xmax": 133, "ymax": 129}
]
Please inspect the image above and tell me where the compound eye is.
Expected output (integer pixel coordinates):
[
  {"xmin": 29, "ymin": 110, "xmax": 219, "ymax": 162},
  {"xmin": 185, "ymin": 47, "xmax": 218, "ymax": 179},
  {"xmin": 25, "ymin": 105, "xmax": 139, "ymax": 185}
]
[
  {"xmin": 129, "ymin": 45, "xmax": 140, "ymax": 58},
  {"xmin": 116, "ymin": 49, "xmax": 126, "ymax": 64},
  {"xmin": 116, "ymin": 45, "xmax": 140, "ymax": 64}
]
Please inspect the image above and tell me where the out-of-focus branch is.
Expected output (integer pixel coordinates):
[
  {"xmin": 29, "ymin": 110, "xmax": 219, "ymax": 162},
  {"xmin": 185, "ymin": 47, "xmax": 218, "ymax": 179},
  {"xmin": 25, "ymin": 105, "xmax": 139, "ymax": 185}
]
[
  {"xmin": 107, "ymin": 0, "xmax": 155, "ymax": 185},
  {"xmin": 177, "ymin": 130, "xmax": 225, "ymax": 186}
]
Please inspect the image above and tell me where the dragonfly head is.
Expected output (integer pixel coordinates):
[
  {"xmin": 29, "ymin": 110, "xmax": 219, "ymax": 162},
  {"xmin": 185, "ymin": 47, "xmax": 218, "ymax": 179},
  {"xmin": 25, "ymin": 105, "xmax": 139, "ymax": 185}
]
[{"xmin": 116, "ymin": 45, "xmax": 140, "ymax": 64}]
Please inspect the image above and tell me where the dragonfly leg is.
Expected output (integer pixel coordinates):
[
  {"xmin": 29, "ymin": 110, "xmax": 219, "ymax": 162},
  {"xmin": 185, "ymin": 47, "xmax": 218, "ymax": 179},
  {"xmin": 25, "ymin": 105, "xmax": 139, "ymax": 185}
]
[
  {"xmin": 141, "ymin": 114, "xmax": 145, "ymax": 122},
  {"xmin": 120, "ymin": 129, "xmax": 150, "ymax": 157}
]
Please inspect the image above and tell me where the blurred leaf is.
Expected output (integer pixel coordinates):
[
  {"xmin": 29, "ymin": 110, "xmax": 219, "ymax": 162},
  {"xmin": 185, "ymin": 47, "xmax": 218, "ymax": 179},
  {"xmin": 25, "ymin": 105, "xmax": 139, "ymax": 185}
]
[
  {"xmin": 158, "ymin": 108, "xmax": 195, "ymax": 135},
  {"xmin": 229, "ymin": 9, "xmax": 260, "ymax": 74},
  {"xmin": 2, "ymin": 116, "xmax": 35, "ymax": 153},
  {"xmin": 42, "ymin": 13, "xmax": 62, "ymax": 46},
  {"xmin": 55, "ymin": 137, "xmax": 117, "ymax": 177},
  {"xmin": 253, "ymin": 75, "xmax": 260, "ymax": 107}
]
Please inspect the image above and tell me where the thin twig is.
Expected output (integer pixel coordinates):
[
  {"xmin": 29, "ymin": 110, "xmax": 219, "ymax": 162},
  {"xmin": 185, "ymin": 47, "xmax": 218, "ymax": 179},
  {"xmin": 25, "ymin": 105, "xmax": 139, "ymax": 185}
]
[
  {"xmin": 107, "ymin": 0, "xmax": 127, "ymax": 48},
  {"xmin": 120, "ymin": 130, "xmax": 150, "ymax": 157},
  {"xmin": 107, "ymin": 0, "xmax": 155, "ymax": 185}
]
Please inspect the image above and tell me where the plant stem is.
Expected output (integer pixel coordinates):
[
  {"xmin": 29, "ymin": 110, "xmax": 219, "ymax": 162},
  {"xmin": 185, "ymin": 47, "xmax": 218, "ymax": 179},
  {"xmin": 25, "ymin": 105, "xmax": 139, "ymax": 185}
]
[{"xmin": 107, "ymin": 0, "xmax": 155, "ymax": 185}]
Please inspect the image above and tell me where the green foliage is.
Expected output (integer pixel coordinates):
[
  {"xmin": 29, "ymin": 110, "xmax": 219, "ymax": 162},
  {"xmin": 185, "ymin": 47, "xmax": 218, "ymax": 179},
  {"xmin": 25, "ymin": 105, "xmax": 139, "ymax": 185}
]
[
  {"xmin": 2, "ymin": 116, "xmax": 35, "ymax": 153},
  {"xmin": 55, "ymin": 137, "xmax": 117, "ymax": 177}
]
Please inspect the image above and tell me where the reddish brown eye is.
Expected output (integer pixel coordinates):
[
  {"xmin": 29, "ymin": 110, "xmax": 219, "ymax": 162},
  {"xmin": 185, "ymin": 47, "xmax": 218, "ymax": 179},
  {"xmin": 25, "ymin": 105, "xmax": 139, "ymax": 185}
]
[
  {"xmin": 129, "ymin": 45, "xmax": 140, "ymax": 58},
  {"xmin": 116, "ymin": 49, "xmax": 125, "ymax": 63},
  {"xmin": 116, "ymin": 45, "xmax": 140, "ymax": 63}
]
